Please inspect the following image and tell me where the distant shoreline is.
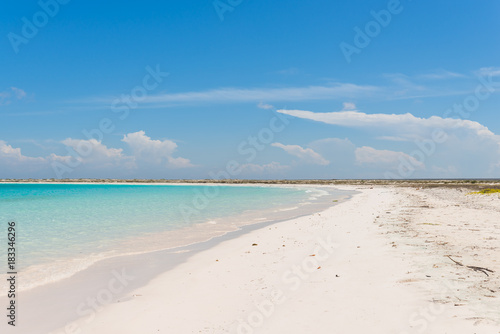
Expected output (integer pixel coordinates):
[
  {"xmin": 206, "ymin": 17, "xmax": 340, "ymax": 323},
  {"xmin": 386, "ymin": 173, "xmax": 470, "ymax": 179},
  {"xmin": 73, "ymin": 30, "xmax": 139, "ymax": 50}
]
[{"xmin": 1, "ymin": 178, "xmax": 500, "ymax": 189}]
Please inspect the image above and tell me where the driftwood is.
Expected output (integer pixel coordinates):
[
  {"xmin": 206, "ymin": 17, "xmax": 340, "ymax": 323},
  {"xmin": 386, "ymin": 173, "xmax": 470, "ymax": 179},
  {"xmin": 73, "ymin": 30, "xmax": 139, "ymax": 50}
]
[{"xmin": 446, "ymin": 255, "xmax": 494, "ymax": 277}]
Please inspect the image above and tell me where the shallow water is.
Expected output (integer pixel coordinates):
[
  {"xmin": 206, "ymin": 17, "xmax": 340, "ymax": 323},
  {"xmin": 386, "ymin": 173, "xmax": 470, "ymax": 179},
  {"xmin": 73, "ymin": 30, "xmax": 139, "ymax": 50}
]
[{"xmin": 0, "ymin": 183, "xmax": 346, "ymax": 292}]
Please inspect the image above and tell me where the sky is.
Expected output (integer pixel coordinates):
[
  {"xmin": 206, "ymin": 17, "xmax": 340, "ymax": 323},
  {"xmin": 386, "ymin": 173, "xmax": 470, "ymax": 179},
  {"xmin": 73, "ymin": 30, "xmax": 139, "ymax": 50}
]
[{"xmin": 1, "ymin": 0, "xmax": 500, "ymax": 179}]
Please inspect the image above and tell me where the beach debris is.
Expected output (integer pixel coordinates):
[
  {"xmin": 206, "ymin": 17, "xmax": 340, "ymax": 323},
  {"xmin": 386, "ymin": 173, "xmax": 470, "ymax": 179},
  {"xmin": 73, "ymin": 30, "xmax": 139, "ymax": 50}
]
[
  {"xmin": 317, "ymin": 266, "xmax": 321, "ymax": 270},
  {"xmin": 446, "ymin": 255, "xmax": 494, "ymax": 277},
  {"xmin": 310, "ymin": 254, "xmax": 316, "ymax": 257},
  {"xmin": 252, "ymin": 243, "xmax": 258, "ymax": 246}
]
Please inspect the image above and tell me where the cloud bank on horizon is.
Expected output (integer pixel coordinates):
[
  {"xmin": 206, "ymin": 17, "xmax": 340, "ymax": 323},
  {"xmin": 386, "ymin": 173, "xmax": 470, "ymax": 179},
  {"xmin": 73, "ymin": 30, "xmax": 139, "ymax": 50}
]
[
  {"xmin": 1, "ymin": 131, "xmax": 194, "ymax": 179},
  {"xmin": 2, "ymin": 102, "xmax": 500, "ymax": 179}
]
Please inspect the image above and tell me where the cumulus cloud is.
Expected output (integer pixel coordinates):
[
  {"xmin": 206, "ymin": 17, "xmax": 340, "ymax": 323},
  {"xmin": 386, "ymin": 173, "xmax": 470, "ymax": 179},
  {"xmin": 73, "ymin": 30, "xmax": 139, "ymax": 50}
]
[
  {"xmin": 61, "ymin": 138, "xmax": 132, "ymax": 168},
  {"xmin": 167, "ymin": 156, "xmax": 194, "ymax": 169},
  {"xmin": 0, "ymin": 130, "xmax": 194, "ymax": 178},
  {"xmin": 122, "ymin": 131, "xmax": 193, "ymax": 168},
  {"xmin": 355, "ymin": 146, "xmax": 424, "ymax": 169},
  {"xmin": 0, "ymin": 140, "xmax": 45, "ymax": 165},
  {"xmin": 271, "ymin": 142, "xmax": 330, "ymax": 165},
  {"xmin": 47, "ymin": 153, "xmax": 79, "ymax": 164}
]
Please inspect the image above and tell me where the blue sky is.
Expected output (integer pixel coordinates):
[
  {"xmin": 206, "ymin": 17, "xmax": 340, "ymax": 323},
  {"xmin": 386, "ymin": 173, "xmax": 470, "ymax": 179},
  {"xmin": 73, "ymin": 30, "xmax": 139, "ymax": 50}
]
[{"xmin": 1, "ymin": 0, "xmax": 500, "ymax": 179}]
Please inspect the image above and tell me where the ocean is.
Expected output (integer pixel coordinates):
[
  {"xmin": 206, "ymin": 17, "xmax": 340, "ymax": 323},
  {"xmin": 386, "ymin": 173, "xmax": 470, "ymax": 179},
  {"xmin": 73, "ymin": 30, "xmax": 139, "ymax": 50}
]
[{"xmin": 0, "ymin": 183, "xmax": 347, "ymax": 293}]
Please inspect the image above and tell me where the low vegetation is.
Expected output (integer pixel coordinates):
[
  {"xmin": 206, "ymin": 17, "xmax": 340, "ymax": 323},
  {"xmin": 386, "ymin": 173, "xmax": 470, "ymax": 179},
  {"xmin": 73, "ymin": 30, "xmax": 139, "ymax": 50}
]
[{"xmin": 468, "ymin": 188, "xmax": 500, "ymax": 195}]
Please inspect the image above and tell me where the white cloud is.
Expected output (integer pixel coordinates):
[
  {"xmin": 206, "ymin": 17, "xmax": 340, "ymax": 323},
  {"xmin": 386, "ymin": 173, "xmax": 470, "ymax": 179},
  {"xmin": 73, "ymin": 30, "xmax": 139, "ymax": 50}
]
[
  {"xmin": 0, "ymin": 87, "xmax": 28, "ymax": 105},
  {"xmin": 61, "ymin": 138, "xmax": 132, "ymax": 168},
  {"xmin": 271, "ymin": 142, "xmax": 330, "ymax": 165},
  {"xmin": 257, "ymin": 102, "xmax": 275, "ymax": 110},
  {"xmin": 416, "ymin": 70, "xmax": 465, "ymax": 80},
  {"xmin": 0, "ymin": 140, "xmax": 45, "ymax": 165},
  {"xmin": 279, "ymin": 103, "xmax": 500, "ymax": 177},
  {"xmin": 355, "ymin": 146, "xmax": 424, "ymax": 169},
  {"xmin": 342, "ymin": 102, "xmax": 357, "ymax": 111},
  {"xmin": 475, "ymin": 67, "xmax": 500, "ymax": 77},
  {"xmin": 1, "ymin": 131, "xmax": 194, "ymax": 178},
  {"xmin": 85, "ymin": 83, "xmax": 378, "ymax": 106},
  {"xmin": 48, "ymin": 153, "xmax": 80, "ymax": 164},
  {"xmin": 11, "ymin": 87, "xmax": 27, "ymax": 99},
  {"xmin": 122, "ymin": 131, "xmax": 193, "ymax": 168},
  {"xmin": 276, "ymin": 109, "xmax": 499, "ymax": 140},
  {"xmin": 376, "ymin": 136, "xmax": 411, "ymax": 142},
  {"xmin": 167, "ymin": 156, "xmax": 194, "ymax": 169},
  {"xmin": 145, "ymin": 84, "xmax": 377, "ymax": 104}
]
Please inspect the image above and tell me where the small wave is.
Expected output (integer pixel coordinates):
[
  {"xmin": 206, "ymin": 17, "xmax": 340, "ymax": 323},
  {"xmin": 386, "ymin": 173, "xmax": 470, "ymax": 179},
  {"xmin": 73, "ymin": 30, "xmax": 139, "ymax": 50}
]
[{"xmin": 276, "ymin": 206, "xmax": 299, "ymax": 212}]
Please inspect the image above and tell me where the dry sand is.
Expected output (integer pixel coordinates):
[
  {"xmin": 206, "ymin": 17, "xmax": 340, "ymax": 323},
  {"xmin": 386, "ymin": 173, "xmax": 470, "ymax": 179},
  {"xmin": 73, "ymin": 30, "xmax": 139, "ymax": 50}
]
[{"xmin": 42, "ymin": 186, "xmax": 500, "ymax": 334}]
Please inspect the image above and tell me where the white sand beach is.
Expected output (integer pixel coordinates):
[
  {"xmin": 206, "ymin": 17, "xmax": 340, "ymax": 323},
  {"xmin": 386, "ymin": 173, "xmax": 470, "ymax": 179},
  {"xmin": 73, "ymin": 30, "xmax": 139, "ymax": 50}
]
[{"xmin": 45, "ymin": 185, "xmax": 500, "ymax": 334}]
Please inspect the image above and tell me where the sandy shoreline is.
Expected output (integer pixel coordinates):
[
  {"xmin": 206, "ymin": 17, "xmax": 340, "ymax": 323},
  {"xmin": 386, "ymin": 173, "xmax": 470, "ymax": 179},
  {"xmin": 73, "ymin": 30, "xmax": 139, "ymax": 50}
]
[{"xmin": 3, "ymin": 185, "xmax": 500, "ymax": 333}]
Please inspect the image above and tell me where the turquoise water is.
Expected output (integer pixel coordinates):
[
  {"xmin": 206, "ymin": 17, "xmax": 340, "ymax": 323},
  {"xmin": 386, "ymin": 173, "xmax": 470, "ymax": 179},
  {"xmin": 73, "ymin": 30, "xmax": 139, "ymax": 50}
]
[{"xmin": 0, "ymin": 183, "xmax": 330, "ymax": 291}]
